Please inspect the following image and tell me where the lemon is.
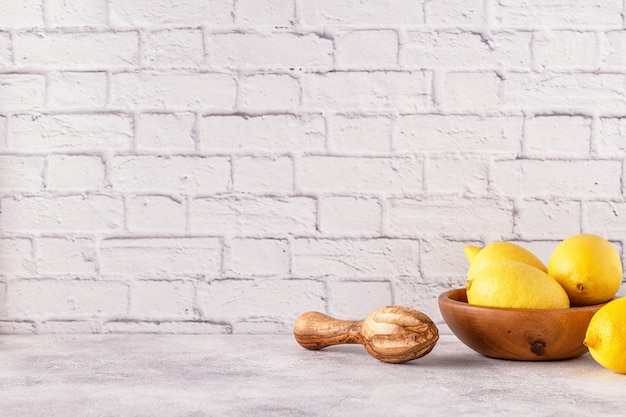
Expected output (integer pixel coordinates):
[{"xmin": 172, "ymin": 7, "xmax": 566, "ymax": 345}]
[
  {"xmin": 464, "ymin": 241, "xmax": 547, "ymax": 271},
  {"xmin": 548, "ymin": 234, "xmax": 622, "ymax": 306},
  {"xmin": 465, "ymin": 241, "xmax": 547, "ymax": 288},
  {"xmin": 584, "ymin": 297, "xmax": 626, "ymax": 373},
  {"xmin": 466, "ymin": 261, "xmax": 570, "ymax": 309},
  {"xmin": 464, "ymin": 245, "xmax": 482, "ymax": 264}
]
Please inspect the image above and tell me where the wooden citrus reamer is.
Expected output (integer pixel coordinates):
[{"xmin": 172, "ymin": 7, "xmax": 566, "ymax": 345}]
[{"xmin": 293, "ymin": 305, "xmax": 439, "ymax": 363}]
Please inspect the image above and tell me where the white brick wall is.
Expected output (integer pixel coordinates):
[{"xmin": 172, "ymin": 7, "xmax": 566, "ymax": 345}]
[{"xmin": 1, "ymin": 0, "xmax": 625, "ymax": 334}]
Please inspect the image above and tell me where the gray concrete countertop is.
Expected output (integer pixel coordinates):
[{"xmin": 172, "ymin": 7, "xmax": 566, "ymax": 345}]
[{"xmin": 0, "ymin": 334, "xmax": 624, "ymax": 416}]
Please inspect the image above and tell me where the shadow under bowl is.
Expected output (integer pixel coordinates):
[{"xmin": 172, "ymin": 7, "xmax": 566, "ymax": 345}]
[{"xmin": 438, "ymin": 288, "xmax": 608, "ymax": 361}]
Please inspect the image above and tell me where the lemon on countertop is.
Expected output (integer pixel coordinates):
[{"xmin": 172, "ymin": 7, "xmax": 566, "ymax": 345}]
[
  {"xmin": 584, "ymin": 297, "xmax": 626, "ymax": 374},
  {"xmin": 466, "ymin": 261, "xmax": 570, "ymax": 310},
  {"xmin": 548, "ymin": 234, "xmax": 622, "ymax": 306}
]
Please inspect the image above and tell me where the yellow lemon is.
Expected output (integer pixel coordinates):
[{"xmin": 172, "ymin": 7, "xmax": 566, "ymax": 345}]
[
  {"xmin": 464, "ymin": 241, "xmax": 547, "ymax": 271},
  {"xmin": 466, "ymin": 261, "xmax": 570, "ymax": 309},
  {"xmin": 465, "ymin": 241, "xmax": 547, "ymax": 288},
  {"xmin": 584, "ymin": 297, "xmax": 626, "ymax": 373},
  {"xmin": 548, "ymin": 234, "xmax": 622, "ymax": 306},
  {"xmin": 464, "ymin": 245, "xmax": 482, "ymax": 264}
]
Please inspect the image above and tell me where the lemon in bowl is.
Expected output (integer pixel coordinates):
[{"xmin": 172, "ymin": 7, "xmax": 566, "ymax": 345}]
[
  {"xmin": 466, "ymin": 261, "xmax": 569, "ymax": 310},
  {"xmin": 465, "ymin": 241, "xmax": 547, "ymax": 273},
  {"xmin": 548, "ymin": 234, "xmax": 622, "ymax": 306},
  {"xmin": 442, "ymin": 237, "xmax": 621, "ymax": 360}
]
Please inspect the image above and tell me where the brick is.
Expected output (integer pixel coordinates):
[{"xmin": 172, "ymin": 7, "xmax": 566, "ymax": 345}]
[
  {"xmin": 0, "ymin": 32, "xmax": 11, "ymax": 66},
  {"xmin": 502, "ymin": 72, "xmax": 626, "ymax": 111},
  {"xmin": 387, "ymin": 198, "xmax": 514, "ymax": 237},
  {"xmin": 421, "ymin": 238, "xmax": 473, "ymax": 278},
  {"xmin": 403, "ymin": 31, "xmax": 531, "ymax": 68},
  {"xmin": 0, "ymin": 195, "xmax": 124, "ymax": 232},
  {"xmin": 597, "ymin": 117, "xmax": 626, "ymax": 155},
  {"xmin": 111, "ymin": 72, "xmax": 236, "ymax": 110},
  {"xmin": 298, "ymin": 156, "xmax": 422, "ymax": 193},
  {"xmin": 131, "ymin": 280, "xmax": 195, "ymax": 318},
  {"xmin": 319, "ymin": 197, "xmax": 382, "ymax": 234},
  {"xmin": 47, "ymin": 0, "xmax": 107, "ymax": 27},
  {"xmin": 233, "ymin": 156, "xmax": 294, "ymax": 193},
  {"xmin": 534, "ymin": 31, "xmax": 596, "ymax": 69},
  {"xmin": 495, "ymin": 0, "xmax": 622, "ymax": 28},
  {"xmin": 0, "ymin": 0, "xmax": 44, "ymax": 28},
  {"xmin": 46, "ymin": 155, "xmax": 105, "ymax": 191},
  {"xmin": 302, "ymin": 71, "xmax": 430, "ymax": 111},
  {"xmin": 602, "ymin": 31, "xmax": 626, "ymax": 68},
  {"xmin": 15, "ymin": 32, "xmax": 139, "ymax": 68},
  {"xmin": 0, "ymin": 121, "xmax": 6, "ymax": 152},
  {"xmin": 227, "ymin": 238, "xmax": 289, "ymax": 275},
  {"xmin": 442, "ymin": 71, "xmax": 501, "ymax": 110},
  {"xmin": 209, "ymin": 32, "xmax": 332, "ymax": 69},
  {"xmin": 6, "ymin": 279, "xmax": 128, "ymax": 318},
  {"xmin": 0, "ymin": 321, "xmax": 35, "ymax": 334},
  {"xmin": 110, "ymin": 156, "xmax": 230, "ymax": 193},
  {"xmin": 127, "ymin": 195, "xmax": 187, "ymax": 233},
  {"xmin": 513, "ymin": 241, "xmax": 555, "ymax": 267},
  {"xmin": 393, "ymin": 280, "xmax": 455, "ymax": 324},
  {"xmin": 100, "ymin": 238, "xmax": 221, "ymax": 276},
  {"xmin": 0, "ymin": 115, "xmax": 7, "ymax": 147},
  {"xmin": 425, "ymin": 155, "xmax": 489, "ymax": 194},
  {"xmin": 47, "ymin": 71, "xmax": 108, "ymax": 108},
  {"xmin": 292, "ymin": 238, "xmax": 420, "ymax": 277},
  {"xmin": 328, "ymin": 280, "xmax": 392, "ymax": 320},
  {"xmin": 516, "ymin": 200, "xmax": 581, "ymax": 238},
  {"xmin": 136, "ymin": 112, "xmax": 196, "ymax": 152},
  {"xmin": 0, "ymin": 283, "xmax": 6, "ymax": 316},
  {"xmin": 0, "ymin": 155, "xmax": 44, "ymax": 192},
  {"xmin": 38, "ymin": 320, "xmax": 99, "ymax": 333},
  {"xmin": 36, "ymin": 238, "xmax": 97, "ymax": 275},
  {"xmin": 493, "ymin": 159, "xmax": 622, "ymax": 197},
  {"xmin": 104, "ymin": 321, "xmax": 231, "ymax": 334},
  {"xmin": 142, "ymin": 29, "xmax": 204, "ymax": 68},
  {"xmin": 238, "ymin": 74, "xmax": 300, "ymax": 111},
  {"xmin": 200, "ymin": 114, "xmax": 325, "ymax": 152},
  {"xmin": 0, "ymin": 74, "xmax": 45, "ymax": 111},
  {"xmin": 525, "ymin": 115, "xmax": 591, "ymax": 155},
  {"xmin": 235, "ymin": 0, "xmax": 295, "ymax": 26},
  {"xmin": 425, "ymin": 0, "xmax": 482, "ymax": 26},
  {"xmin": 335, "ymin": 30, "xmax": 398, "ymax": 68},
  {"xmin": 197, "ymin": 278, "xmax": 326, "ymax": 323},
  {"xmin": 9, "ymin": 113, "xmax": 132, "ymax": 151},
  {"xmin": 109, "ymin": 0, "xmax": 233, "ymax": 26},
  {"xmin": 232, "ymin": 318, "xmax": 290, "ymax": 334},
  {"xmin": 191, "ymin": 196, "xmax": 316, "ymax": 234},
  {"xmin": 0, "ymin": 239, "xmax": 33, "ymax": 275},
  {"xmin": 584, "ymin": 202, "xmax": 626, "ymax": 238},
  {"xmin": 300, "ymin": 0, "xmax": 424, "ymax": 25},
  {"xmin": 328, "ymin": 115, "xmax": 392, "ymax": 153}
]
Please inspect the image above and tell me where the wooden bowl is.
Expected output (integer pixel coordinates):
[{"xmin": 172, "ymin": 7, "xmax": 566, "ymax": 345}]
[{"xmin": 438, "ymin": 288, "xmax": 609, "ymax": 361}]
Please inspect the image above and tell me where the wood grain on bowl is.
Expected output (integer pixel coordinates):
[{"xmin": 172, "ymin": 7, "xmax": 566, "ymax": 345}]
[{"xmin": 438, "ymin": 288, "xmax": 608, "ymax": 361}]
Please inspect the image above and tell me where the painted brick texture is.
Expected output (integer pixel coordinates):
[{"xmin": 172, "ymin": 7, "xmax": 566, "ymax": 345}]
[{"xmin": 0, "ymin": 0, "xmax": 625, "ymax": 334}]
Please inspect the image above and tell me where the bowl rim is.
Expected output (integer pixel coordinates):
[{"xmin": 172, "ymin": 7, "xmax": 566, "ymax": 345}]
[{"xmin": 439, "ymin": 287, "xmax": 610, "ymax": 313}]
